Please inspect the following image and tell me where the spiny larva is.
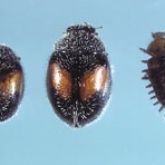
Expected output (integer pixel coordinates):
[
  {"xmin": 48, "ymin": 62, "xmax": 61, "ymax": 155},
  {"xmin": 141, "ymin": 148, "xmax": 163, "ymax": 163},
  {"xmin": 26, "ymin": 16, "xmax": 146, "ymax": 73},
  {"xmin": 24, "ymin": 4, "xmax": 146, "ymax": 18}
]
[{"xmin": 141, "ymin": 32, "xmax": 165, "ymax": 111}]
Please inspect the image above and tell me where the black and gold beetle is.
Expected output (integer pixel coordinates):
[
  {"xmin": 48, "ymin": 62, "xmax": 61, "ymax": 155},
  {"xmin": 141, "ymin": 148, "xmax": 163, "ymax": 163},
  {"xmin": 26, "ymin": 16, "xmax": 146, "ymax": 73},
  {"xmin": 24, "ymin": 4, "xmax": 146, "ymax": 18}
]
[
  {"xmin": 47, "ymin": 24, "xmax": 112, "ymax": 127},
  {"xmin": 0, "ymin": 45, "xmax": 24, "ymax": 121}
]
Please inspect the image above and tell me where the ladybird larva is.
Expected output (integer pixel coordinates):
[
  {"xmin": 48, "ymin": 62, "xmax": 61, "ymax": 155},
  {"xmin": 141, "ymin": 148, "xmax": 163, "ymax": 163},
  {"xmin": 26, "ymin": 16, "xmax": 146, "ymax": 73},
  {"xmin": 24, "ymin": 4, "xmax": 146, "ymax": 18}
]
[
  {"xmin": 141, "ymin": 32, "xmax": 165, "ymax": 111},
  {"xmin": 47, "ymin": 23, "xmax": 112, "ymax": 127},
  {"xmin": 0, "ymin": 45, "xmax": 24, "ymax": 121}
]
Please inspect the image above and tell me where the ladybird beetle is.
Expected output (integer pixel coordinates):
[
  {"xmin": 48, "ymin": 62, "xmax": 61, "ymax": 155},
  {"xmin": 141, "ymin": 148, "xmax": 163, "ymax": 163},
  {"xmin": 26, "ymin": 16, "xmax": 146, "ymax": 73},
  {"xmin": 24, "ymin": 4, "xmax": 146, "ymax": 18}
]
[
  {"xmin": 47, "ymin": 23, "xmax": 112, "ymax": 127},
  {"xmin": 141, "ymin": 32, "xmax": 165, "ymax": 111},
  {"xmin": 0, "ymin": 45, "xmax": 24, "ymax": 121}
]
